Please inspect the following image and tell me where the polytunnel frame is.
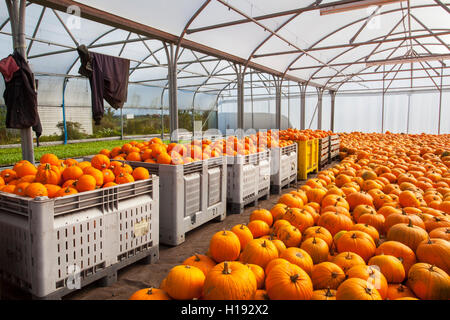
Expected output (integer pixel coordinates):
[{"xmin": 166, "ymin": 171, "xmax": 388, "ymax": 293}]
[{"xmin": 2, "ymin": 0, "xmax": 449, "ymax": 161}]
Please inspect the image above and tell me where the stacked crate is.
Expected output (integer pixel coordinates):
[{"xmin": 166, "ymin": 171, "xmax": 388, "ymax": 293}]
[
  {"xmin": 329, "ymin": 135, "xmax": 341, "ymax": 163},
  {"xmin": 119, "ymin": 157, "xmax": 227, "ymax": 246},
  {"xmin": 0, "ymin": 177, "xmax": 159, "ymax": 299},
  {"xmin": 227, "ymin": 150, "xmax": 271, "ymax": 214},
  {"xmin": 270, "ymin": 144, "xmax": 298, "ymax": 194},
  {"xmin": 318, "ymin": 137, "xmax": 330, "ymax": 170},
  {"xmin": 296, "ymin": 139, "xmax": 319, "ymax": 180}
]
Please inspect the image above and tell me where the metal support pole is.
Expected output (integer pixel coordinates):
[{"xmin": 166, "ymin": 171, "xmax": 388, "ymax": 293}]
[
  {"xmin": 287, "ymin": 81, "xmax": 290, "ymax": 128},
  {"xmin": 275, "ymin": 77, "xmax": 282, "ymax": 130},
  {"xmin": 236, "ymin": 67, "xmax": 244, "ymax": 130},
  {"xmin": 7, "ymin": 0, "xmax": 35, "ymax": 163},
  {"xmin": 330, "ymin": 91, "xmax": 336, "ymax": 132},
  {"xmin": 165, "ymin": 43, "xmax": 179, "ymax": 142},
  {"xmin": 382, "ymin": 65, "xmax": 385, "ymax": 133},
  {"xmin": 438, "ymin": 65, "xmax": 443, "ymax": 134},
  {"xmin": 406, "ymin": 93, "xmax": 411, "ymax": 134},
  {"xmin": 300, "ymin": 84, "xmax": 307, "ymax": 130},
  {"xmin": 250, "ymin": 72, "xmax": 254, "ymax": 129},
  {"xmin": 62, "ymin": 78, "xmax": 69, "ymax": 144},
  {"xmin": 317, "ymin": 88, "xmax": 323, "ymax": 130},
  {"xmin": 120, "ymin": 107, "xmax": 124, "ymax": 140}
]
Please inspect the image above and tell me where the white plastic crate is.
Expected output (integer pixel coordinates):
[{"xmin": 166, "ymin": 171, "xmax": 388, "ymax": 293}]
[
  {"xmin": 270, "ymin": 144, "xmax": 297, "ymax": 194},
  {"xmin": 120, "ymin": 157, "xmax": 227, "ymax": 246},
  {"xmin": 227, "ymin": 150, "xmax": 271, "ymax": 214},
  {"xmin": 0, "ymin": 177, "xmax": 159, "ymax": 299}
]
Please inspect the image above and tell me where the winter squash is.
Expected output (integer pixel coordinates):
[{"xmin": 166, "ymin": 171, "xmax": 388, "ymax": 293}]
[
  {"xmin": 375, "ymin": 241, "xmax": 416, "ymax": 275},
  {"xmin": 14, "ymin": 182, "xmax": 30, "ymax": 196},
  {"xmin": 303, "ymin": 226, "xmax": 333, "ymax": 248},
  {"xmin": 310, "ymin": 262, "xmax": 346, "ymax": 290},
  {"xmin": 423, "ymin": 216, "xmax": 450, "ymax": 233},
  {"xmin": 115, "ymin": 172, "xmax": 135, "ymax": 185},
  {"xmin": 317, "ymin": 211, "xmax": 354, "ymax": 236},
  {"xmin": 332, "ymin": 252, "xmax": 366, "ymax": 274},
  {"xmin": 250, "ymin": 209, "xmax": 273, "ymax": 227},
  {"xmin": 0, "ymin": 169, "xmax": 17, "ymax": 183},
  {"xmin": 399, "ymin": 190, "xmax": 421, "ymax": 208},
  {"xmin": 383, "ymin": 210, "xmax": 426, "ymax": 234},
  {"xmin": 13, "ymin": 160, "xmax": 37, "ymax": 178},
  {"xmin": 305, "ymin": 188, "xmax": 327, "ymax": 204},
  {"xmin": 182, "ymin": 254, "xmax": 216, "ymax": 277},
  {"xmin": 357, "ymin": 212, "xmax": 385, "ymax": 234},
  {"xmin": 40, "ymin": 153, "xmax": 60, "ymax": 166},
  {"xmin": 270, "ymin": 204, "xmax": 289, "ymax": 221},
  {"xmin": 351, "ymin": 224, "xmax": 379, "ymax": 244},
  {"xmin": 271, "ymin": 239, "xmax": 287, "ymax": 255},
  {"xmin": 35, "ymin": 164, "xmax": 62, "ymax": 185},
  {"xmin": 165, "ymin": 265, "xmax": 205, "ymax": 300},
  {"xmin": 300, "ymin": 237, "xmax": 329, "ymax": 265},
  {"xmin": 101, "ymin": 169, "xmax": 115, "ymax": 184},
  {"xmin": 407, "ymin": 263, "xmax": 450, "ymax": 300},
  {"xmin": 132, "ymin": 167, "xmax": 150, "ymax": 181},
  {"xmin": 276, "ymin": 225, "xmax": 302, "ymax": 247},
  {"xmin": 282, "ymin": 208, "xmax": 314, "ymax": 232},
  {"xmin": 129, "ymin": 287, "xmax": 170, "ymax": 300},
  {"xmin": 346, "ymin": 192, "xmax": 374, "ymax": 211},
  {"xmin": 240, "ymin": 239, "xmax": 279, "ymax": 269},
  {"xmin": 231, "ymin": 224, "xmax": 253, "ymax": 250},
  {"xmin": 209, "ymin": 230, "xmax": 241, "ymax": 263},
  {"xmin": 247, "ymin": 264, "xmax": 265, "ymax": 289},
  {"xmin": 429, "ymin": 227, "xmax": 450, "ymax": 241},
  {"xmin": 336, "ymin": 231, "xmax": 376, "ymax": 263},
  {"xmin": 347, "ymin": 264, "xmax": 388, "ymax": 299},
  {"xmin": 368, "ymin": 255, "xmax": 405, "ymax": 283},
  {"xmin": 265, "ymin": 258, "xmax": 291, "ymax": 275},
  {"xmin": 76, "ymin": 175, "xmax": 97, "ymax": 192},
  {"xmin": 352, "ymin": 204, "xmax": 377, "ymax": 221},
  {"xmin": 280, "ymin": 248, "xmax": 313, "ymax": 275},
  {"xmin": 45, "ymin": 184, "xmax": 61, "ymax": 198},
  {"xmin": 55, "ymin": 187, "xmax": 78, "ymax": 197},
  {"xmin": 91, "ymin": 154, "xmax": 110, "ymax": 170},
  {"xmin": 311, "ymin": 288, "xmax": 337, "ymax": 300},
  {"xmin": 415, "ymin": 238, "xmax": 450, "ymax": 274},
  {"xmin": 202, "ymin": 261, "xmax": 257, "ymax": 300},
  {"xmin": 62, "ymin": 166, "xmax": 84, "ymax": 182},
  {"xmin": 25, "ymin": 183, "xmax": 48, "ymax": 198},
  {"xmin": 265, "ymin": 263, "xmax": 313, "ymax": 300},
  {"xmin": 253, "ymin": 289, "xmax": 270, "ymax": 300},
  {"xmin": 247, "ymin": 220, "xmax": 270, "ymax": 238},
  {"xmin": 278, "ymin": 193, "xmax": 303, "ymax": 208},
  {"xmin": 272, "ymin": 219, "xmax": 291, "ymax": 235},
  {"xmin": 83, "ymin": 167, "xmax": 104, "ymax": 186},
  {"xmin": 386, "ymin": 220, "xmax": 429, "ymax": 251},
  {"xmin": 336, "ymin": 278, "xmax": 382, "ymax": 300},
  {"xmin": 386, "ymin": 284, "xmax": 416, "ymax": 300}
]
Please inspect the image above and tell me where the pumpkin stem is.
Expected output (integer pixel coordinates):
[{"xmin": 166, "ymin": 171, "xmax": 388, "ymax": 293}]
[
  {"xmin": 147, "ymin": 288, "xmax": 153, "ymax": 295},
  {"xmin": 351, "ymin": 233, "xmax": 357, "ymax": 239},
  {"xmin": 262, "ymin": 240, "xmax": 267, "ymax": 248},
  {"xmin": 407, "ymin": 219, "xmax": 414, "ymax": 227},
  {"xmin": 312, "ymin": 237, "xmax": 317, "ymax": 244},
  {"xmin": 194, "ymin": 253, "xmax": 201, "ymax": 262},
  {"xmin": 222, "ymin": 262, "xmax": 232, "ymax": 275},
  {"xmin": 325, "ymin": 287, "xmax": 334, "ymax": 297},
  {"xmin": 365, "ymin": 287, "xmax": 373, "ymax": 295},
  {"xmin": 290, "ymin": 274, "xmax": 299, "ymax": 283},
  {"xmin": 222, "ymin": 229, "xmax": 227, "ymax": 236}
]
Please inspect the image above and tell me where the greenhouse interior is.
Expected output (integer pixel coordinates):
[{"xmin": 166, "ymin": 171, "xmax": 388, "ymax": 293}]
[{"xmin": 0, "ymin": 0, "xmax": 449, "ymax": 303}]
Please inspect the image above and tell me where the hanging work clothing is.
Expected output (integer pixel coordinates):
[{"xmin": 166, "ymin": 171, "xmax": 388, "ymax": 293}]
[
  {"xmin": 0, "ymin": 51, "xmax": 42, "ymax": 138},
  {"xmin": 77, "ymin": 45, "xmax": 130, "ymax": 125}
]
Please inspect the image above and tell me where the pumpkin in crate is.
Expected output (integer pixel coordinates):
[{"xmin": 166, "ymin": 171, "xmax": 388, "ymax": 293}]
[
  {"xmin": 91, "ymin": 154, "xmax": 110, "ymax": 170},
  {"xmin": 13, "ymin": 160, "xmax": 37, "ymax": 178},
  {"xmin": 25, "ymin": 182, "xmax": 48, "ymax": 198},
  {"xmin": 35, "ymin": 164, "xmax": 61, "ymax": 185},
  {"xmin": 76, "ymin": 175, "xmax": 97, "ymax": 192}
]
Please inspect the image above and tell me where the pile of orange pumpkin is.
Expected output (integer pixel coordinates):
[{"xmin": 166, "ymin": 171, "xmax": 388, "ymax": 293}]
[
  {"xmin": 280, "ymin": 129, "xmax": 335, "ymax": 142},
  {"xmin": 96, "ymin": 133, "xmax": 294, "ymax": 166},
  {"xmin": 0, "ymin": 153, "xmax": 151, "ymax": 199},
  {"xmin": 130, "ymin": 132, "xmax": 450, "ymax": 300}
]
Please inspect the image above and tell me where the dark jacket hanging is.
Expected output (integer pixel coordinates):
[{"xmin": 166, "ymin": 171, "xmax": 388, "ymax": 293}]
[
  {"xmin": 77, "ymin": 45, "xmax": 130, "ymax": 125},
  {"xmin": 0, "ymin": 50, "xmax": 42, "ymax": 138}
]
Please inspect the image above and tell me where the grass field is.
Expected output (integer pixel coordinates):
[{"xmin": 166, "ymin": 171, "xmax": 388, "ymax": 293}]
[{"xmin": 0, "ymin": 140, "xmax": 141, "ymax": 166}]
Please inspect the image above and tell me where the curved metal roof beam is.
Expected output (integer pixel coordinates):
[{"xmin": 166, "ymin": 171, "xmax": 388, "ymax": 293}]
[
  {"xmin": 280, "ymin": 3, "xmax": 444, "ymax": 84},
  {"xmin": 175, "ymin": 0, "xmax": 211, "ymax": 61},
  {"xmin": 242, "ymin": 1, "xmax": 320, "ymax": 74},
  {"xmin": 318, "ymin": 29, "xmax": 448, "ymax": 89}
]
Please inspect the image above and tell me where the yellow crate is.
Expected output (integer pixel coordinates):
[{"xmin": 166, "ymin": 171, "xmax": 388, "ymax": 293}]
[{"xmin": 296, "ymin": 139, "xmax": 319, "ymax": 180}]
